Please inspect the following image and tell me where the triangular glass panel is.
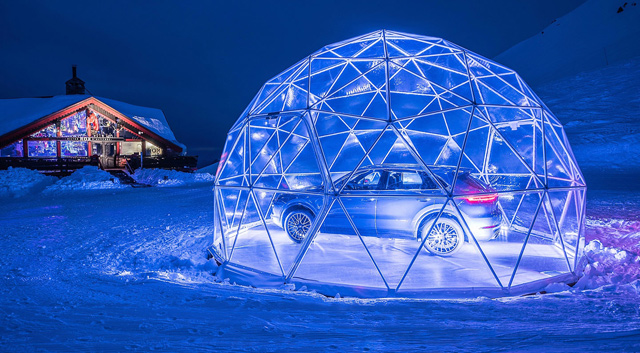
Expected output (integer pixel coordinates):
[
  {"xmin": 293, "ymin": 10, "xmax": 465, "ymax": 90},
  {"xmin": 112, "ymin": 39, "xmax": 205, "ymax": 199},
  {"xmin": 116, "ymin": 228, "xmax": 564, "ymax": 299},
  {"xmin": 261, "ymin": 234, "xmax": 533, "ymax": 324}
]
[
  {"xmin": 546, "ymin": 189, "xmax": 585, "ymax": 272},
  {"xmin": 338, "ymin": 127, "xmax": 448, "ymax": 195},
  {"xmin": 217, "ymin": 126, "xmax": 250, "ymax": 187},
  {"xmin": 385, "ymin": 31, "xmax": 460, "ymax": 57},
  {"xmin": 314, "ymin": 112, "xmax": 387, "ymax": 188},
  {"xmin": 543, "ymin": 111, "xmax": 585, "ymax": 187},
  {"xmin": 253, "ymin": 189, "xmax": 326, "ymax": 276},
  {"xmin": 217, "ymin": 188, "xmax": 250, "ymax": 261},
  {"xmin": 510, "ymin": 194, "xmax": 571, "ymax": 288},
  {"xmin": 229, "ymin": 192, "xmax": 284, "ymax": 277},
  {"xmin": 309, "ymin": 58, "xmax": 348, "ymax": 103},
  {"xmin": 411, "ymin": 54, "xmax": 473, "ymax": 101},
  {"xmin": 321, "ymin": 63, "xmax": 388, "ymax": 119},
  {"xmin": 464, "ymin": 191, "xmax": 542, "ymax": 287},
  {"xmin": 254, "ymin": 115, "xmax": 324, "ymax": 192},
  {"xmin": 292, "ymin": 198, "xmax": 388, "ymax": 289},
  {"xmin": 466, "ymin": 53, "xmax": 538, "ymax": 107},
  {"xmin": 318, "ymin": 32, "xmax": 385, "ymax": 59},
  {"xmin": 397, "ymin": 200, "xmax": 502, "ymax": 291},
  {"xmin": 457, "ymin": 110, "xmax": 542, "ymax": 193},
  {"xmin": 309, "ymin": 59, "xmax": 383, "ymax": 106},
  {"xmin": 252, "ymin": 62, "xmax": 309, "ymax": 114},
  {"xmin": 395, "ymin": 107, "xmax": 473, "ymax": 192},
  {"xmin": 480, "ymin": 106, "xmax": 546, "ymax": 179},
  {"xmin": 249, "ymin": 115, "xmax": 300, "ymax": 184},
  {"xmin": 388, "ymin": 61, "xmax": 439, "ymax": 119},
  {"xmin": 250, "ymin": 59, "xmax": 307, "ymax": 114}
]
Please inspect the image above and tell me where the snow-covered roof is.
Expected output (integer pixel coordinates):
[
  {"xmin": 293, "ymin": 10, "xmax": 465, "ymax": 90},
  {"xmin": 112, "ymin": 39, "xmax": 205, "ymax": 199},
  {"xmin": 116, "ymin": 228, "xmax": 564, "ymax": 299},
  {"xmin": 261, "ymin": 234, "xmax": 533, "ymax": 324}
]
[{"xmin": 0, "ymin": 95, "xmax": 185, "ymax": 151}]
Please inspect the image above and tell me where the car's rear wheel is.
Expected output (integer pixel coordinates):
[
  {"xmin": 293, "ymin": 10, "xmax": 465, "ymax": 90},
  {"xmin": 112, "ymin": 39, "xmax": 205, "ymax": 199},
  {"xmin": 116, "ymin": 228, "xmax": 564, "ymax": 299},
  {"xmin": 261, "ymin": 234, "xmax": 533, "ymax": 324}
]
[
  {"xmin": 420, "ymin": 217, "xmax": 464, "ymax": 256},
  {"xmin": 284, "ymin": 209, "xmax": 313, "ymax": 243}
]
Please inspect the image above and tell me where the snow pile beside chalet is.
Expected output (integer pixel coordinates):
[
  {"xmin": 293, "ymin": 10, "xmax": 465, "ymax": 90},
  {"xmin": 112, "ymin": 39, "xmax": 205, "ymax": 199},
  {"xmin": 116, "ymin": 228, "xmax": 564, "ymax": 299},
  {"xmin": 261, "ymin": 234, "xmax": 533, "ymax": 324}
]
[
  {"xmin": 0, "ymin": 167, "xmax": 57, "ymax": 197},
  {"xmin": 132, "ymin": 168, "xmax": 214, "ymax": 187},
  {"xmin": 45, "ymin": 166, "xmax": 129, "ymax": 192}
]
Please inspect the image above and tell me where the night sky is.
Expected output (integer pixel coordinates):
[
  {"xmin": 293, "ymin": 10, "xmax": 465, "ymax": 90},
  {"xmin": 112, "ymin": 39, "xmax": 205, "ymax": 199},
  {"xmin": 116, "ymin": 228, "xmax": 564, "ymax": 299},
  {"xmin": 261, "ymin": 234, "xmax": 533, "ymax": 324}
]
[{"xmin": 0, "ymin": 1, "xmax": 583, "ymax": 166}]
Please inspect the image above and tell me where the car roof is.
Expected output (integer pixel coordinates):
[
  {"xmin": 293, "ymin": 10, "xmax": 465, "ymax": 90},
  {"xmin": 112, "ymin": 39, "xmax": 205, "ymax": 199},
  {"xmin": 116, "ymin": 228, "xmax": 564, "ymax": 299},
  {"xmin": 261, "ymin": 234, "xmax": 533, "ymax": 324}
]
[{"xmin": 357, "ymin": 164, "xmax": 471, "ymax": 173}]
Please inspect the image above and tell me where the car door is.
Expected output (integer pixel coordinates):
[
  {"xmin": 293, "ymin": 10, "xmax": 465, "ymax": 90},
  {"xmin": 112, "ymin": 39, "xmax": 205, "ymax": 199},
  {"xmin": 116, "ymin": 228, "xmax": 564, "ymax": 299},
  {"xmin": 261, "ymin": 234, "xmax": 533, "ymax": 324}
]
[
  {"xmin": 375, "ymin": 169, "xmax": 438, "ymax": 237},
  {"xmin": 326, "ymin": 169, "xmax": 382, "ymax": 235}
]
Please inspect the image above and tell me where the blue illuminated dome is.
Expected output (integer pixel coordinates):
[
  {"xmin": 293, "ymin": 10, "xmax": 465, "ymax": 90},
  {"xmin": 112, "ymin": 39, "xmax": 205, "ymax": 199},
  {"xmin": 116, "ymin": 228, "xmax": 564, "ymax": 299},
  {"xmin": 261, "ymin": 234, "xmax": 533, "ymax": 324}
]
[{"xmin": 211, "ymin": 30, "xmax": 586, "ymax": 298}]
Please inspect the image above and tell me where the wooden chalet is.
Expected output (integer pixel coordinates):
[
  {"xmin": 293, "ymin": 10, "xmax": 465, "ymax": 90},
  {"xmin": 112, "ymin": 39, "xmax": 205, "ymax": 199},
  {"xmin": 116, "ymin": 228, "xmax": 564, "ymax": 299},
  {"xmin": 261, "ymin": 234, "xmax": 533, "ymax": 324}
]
[{"xmin": 0, "ymin": 66, "xmax": 197, "ymax": 176}]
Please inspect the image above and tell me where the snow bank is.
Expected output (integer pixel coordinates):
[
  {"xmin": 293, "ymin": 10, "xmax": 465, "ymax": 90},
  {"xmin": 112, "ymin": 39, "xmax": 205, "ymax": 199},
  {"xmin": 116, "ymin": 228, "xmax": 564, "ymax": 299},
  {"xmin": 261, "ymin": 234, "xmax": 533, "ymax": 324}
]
[
  {"xmin": 45, "ymin": 166, "xmax": 128, "ymax": 192},
  {"xmin": 132, "ymin": 168, "xmax": 214, "ymax": 187},
  {"xmin": 573, "ymin": 240, "xmax": 640, "ymax": 293},
  {"xmin": 0, "ymin": 167, "xmax": 57, "ymax": 198}
]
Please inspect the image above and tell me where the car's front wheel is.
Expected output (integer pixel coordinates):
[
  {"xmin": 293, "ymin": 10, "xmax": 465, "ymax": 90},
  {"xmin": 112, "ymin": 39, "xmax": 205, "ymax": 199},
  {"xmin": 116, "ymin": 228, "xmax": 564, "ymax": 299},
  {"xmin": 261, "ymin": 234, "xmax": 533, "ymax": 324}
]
[
  {"xmin": 419, "ymin": 217, "xmax": 464, "ymax": 256},
  {"xmin": 284, "ymin": 209, "xmax": 313, "ymax": 243}
]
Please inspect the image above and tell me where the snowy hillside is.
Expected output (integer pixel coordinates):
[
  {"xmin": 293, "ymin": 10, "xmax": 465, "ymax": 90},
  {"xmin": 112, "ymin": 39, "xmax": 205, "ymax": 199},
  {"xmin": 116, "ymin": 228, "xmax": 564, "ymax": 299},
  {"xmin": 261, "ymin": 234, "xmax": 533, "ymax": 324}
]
[
  {"xmin": 536, "ymin": 55, "xmax": 640, "ymax": 187},
  {"xmin": 496, "ymin": 0, "xmax": 640, "ymax": 85}
]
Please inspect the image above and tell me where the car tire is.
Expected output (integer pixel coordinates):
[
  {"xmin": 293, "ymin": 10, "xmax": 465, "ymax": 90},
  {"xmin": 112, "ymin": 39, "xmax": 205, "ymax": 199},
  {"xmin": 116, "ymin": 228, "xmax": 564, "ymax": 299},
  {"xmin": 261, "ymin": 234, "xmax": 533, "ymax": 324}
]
[
  {"xmin": 284, "ymin": 209, "xmax": 314, "ymax": 243},
  {"xmin": 419, "ymin": 217, "xmax": 464, "ymax": 256}
]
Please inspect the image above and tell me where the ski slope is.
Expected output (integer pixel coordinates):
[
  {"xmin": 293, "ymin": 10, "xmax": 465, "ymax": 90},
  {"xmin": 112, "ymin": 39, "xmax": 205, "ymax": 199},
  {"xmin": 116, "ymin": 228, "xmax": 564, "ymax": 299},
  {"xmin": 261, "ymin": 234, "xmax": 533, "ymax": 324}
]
[{"xmin": 496, "ymin": 0, "xmax": 640, "ymax": 85}]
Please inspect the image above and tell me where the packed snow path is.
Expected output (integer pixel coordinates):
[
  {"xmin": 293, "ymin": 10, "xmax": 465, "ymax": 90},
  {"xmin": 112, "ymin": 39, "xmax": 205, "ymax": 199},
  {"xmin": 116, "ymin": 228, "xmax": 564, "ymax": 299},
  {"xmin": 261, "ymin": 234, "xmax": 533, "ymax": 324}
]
[{"xmin": 1, "ymin": 183, "xmax": 639, "ymax": 351}]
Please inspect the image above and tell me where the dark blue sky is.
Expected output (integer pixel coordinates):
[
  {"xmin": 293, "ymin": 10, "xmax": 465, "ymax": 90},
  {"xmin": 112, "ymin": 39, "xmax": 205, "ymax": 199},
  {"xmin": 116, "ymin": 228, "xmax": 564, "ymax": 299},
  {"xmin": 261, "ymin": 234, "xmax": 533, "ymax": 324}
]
[{"xmin": 0, "ymin": 0, "xmax": 583, "ymax": 165}]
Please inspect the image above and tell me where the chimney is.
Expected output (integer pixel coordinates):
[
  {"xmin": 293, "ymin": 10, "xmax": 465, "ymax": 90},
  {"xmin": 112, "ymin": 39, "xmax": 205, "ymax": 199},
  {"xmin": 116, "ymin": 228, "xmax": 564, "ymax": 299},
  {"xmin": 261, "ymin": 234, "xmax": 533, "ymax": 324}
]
[{"xmin": 65, "ymin": 65, "xmax": 86, "ymax": 95}]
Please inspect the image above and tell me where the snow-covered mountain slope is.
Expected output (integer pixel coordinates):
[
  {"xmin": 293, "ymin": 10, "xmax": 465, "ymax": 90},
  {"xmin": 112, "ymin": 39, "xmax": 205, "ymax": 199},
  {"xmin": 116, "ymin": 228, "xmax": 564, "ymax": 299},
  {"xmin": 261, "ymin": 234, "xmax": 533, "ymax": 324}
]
[
  {"xmin": 496, "ymin": 0, "xmax": 640, "ymax": 85},
  {"xmin": 536, "ymin": 55, "xmax": 640, "ymax": 188}
]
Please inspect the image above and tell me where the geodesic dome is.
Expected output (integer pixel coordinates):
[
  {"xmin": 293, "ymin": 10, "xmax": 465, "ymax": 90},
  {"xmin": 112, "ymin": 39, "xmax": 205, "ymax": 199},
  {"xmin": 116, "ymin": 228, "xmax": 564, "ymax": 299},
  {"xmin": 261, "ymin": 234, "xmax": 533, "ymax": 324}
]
[{"xmin": 211, "ymin": 30, "xmax": 586, "ymax": 298}]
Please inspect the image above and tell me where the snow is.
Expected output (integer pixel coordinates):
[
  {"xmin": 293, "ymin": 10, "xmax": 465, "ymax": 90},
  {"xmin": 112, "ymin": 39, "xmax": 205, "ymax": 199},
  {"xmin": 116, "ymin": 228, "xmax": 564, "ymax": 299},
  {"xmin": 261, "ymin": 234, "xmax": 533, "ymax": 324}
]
[
  {"xmin": 2, "ymin": 7, "xmax": 640, "ymax": 348},
  {"xmin": 535, "ymin": 55, "xmax": 640, "ymax": 186},
  {"xmin": 495, "ymin": 0, "xmax": 640, "ymax": 85},
  {"xmin": 43, "ymin": 166, "xmax": 129, "ymax": 192},
  {"xmin": 0, "ymin": 167, "xmax": 56, "ymax": 198},
  {"xmin": 132, "ymin": 168, "xmax": 214, "ymax": 187},
  {"xmin": 0, "ymin": 95, "xmax": 186, "ymax": 152},
  {"xmin": 195, "ymin": 162, "xmax": 219, "ymax": 175},
  {"xmin": 0, "ymin": 95, "xmax": 87, "ymax": 138},
  {"xmin": 1, "ymin": 183, "xmax": 639, "ymax": 351}
]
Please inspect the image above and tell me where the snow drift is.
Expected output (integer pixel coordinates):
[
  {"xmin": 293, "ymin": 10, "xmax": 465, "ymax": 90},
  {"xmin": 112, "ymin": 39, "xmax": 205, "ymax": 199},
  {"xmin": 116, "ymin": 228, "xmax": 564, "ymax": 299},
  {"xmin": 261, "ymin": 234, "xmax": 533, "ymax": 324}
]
[
  {"xmin": 132, "ymin": 168, "xmax": 214, "ymax": 187},
  {"xmin": 44, "ymin": 166, "xmax": 129, "ymax": 192},
  {"xmin": 0, "ymin": 167, "xmax": 57, "ymax": 198}
]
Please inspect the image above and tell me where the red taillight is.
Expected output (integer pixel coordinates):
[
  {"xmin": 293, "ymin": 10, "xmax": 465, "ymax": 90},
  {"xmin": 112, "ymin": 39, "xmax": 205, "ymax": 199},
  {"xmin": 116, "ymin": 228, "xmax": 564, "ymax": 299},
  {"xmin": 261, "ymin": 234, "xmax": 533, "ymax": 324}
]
[{"xmin": 463, "ymin": 193, "xmax": 498, "ymax": 204}]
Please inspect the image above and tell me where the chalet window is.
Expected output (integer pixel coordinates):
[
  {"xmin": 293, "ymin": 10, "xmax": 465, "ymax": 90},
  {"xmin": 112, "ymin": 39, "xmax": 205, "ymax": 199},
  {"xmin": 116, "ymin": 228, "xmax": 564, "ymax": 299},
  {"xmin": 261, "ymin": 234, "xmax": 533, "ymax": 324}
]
[
  {"xmin": 28, "ymin": 141, "xmax": 56, "ymax": 157},
  {"xmin": 61, "ymin": 111, "xmax": 87, "ymax": 137},
  {"xmin": 0, "ymin": 140, "xmax": 23, "ymax": 157}
]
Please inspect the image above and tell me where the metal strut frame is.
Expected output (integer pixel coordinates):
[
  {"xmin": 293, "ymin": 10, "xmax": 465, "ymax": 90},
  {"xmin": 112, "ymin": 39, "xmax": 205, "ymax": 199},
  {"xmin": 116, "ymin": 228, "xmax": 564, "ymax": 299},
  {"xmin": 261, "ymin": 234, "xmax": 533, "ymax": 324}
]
[{"xmin": 212, "ymin": 30, "xmax": 586, "ymax": 297}]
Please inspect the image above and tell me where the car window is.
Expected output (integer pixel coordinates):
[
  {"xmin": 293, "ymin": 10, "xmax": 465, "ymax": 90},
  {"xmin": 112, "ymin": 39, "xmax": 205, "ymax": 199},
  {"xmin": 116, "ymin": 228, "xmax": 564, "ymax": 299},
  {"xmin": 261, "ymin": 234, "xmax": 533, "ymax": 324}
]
[
  {"xmin": 386, "ymin": 171, "xmax": 437, "ymax": 190},
  {"xmin": 385, "ymin": 171, "xmax": 438, "ymax": 190},
  {"xmin": 345, "ymin": 170, "xmax": 382, "ymax": 190},
  {"xmin": 454, "ymin": 172, "xmax": 490, "ymax": 193}
]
